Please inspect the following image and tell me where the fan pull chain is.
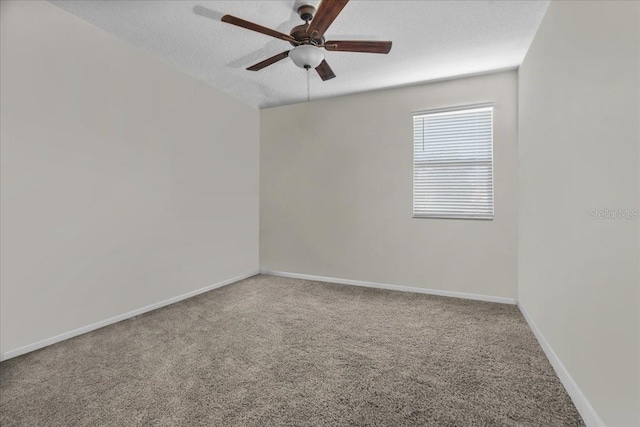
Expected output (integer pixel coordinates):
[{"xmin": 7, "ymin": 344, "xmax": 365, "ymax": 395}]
[{"xmin": 306, "ymin": 67, "xmax": 311, "ymax": 103}]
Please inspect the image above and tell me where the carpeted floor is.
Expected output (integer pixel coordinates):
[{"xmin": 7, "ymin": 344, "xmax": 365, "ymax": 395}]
[{"xmin": 0, "ymin": 274, "xmax": 583, "ymax": 426}]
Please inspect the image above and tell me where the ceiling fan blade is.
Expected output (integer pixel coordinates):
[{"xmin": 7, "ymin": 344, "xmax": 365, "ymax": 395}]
[
  {"xmin": 315, "ymin": 60, "xmax": 336, "ymax": 81},
  {"xmin": 247, "ymin": 51, "xmax": 290, "ymax": 71},
  {"xmin": 306, "ymin": 0, "xmax": 349, "ymax": 38},
  {"xmin": 221, "ymin": 15, "xmax": 296, "ymax": 43},
  {"xmin": 325, "ymin": 40, "xmax": 392, "ymax": 54}
]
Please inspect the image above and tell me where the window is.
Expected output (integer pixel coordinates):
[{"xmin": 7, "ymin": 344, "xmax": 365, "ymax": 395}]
[{"xmin": 413, "ymin": 104, "xmax": 494, "ymax": 219}]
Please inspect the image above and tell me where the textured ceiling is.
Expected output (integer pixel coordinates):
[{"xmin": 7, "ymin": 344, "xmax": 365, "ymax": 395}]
[{"xmin": 49, "ymin": 0, "xmax": 549, "ymax": 109}]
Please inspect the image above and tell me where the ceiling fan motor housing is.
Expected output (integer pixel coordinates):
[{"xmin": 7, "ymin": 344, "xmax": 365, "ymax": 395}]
[
  {"xmin": 290, "ymin": 25, "xmax": 324, "ymax": 46},
  {"xmin": 290, "ymin": 5, "xmax": 323, "ymax": 46}
]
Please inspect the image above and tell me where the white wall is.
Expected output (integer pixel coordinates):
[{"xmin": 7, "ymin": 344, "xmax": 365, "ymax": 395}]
[
  {"xmin": 261, "ymin": 71, "xmax": 518, "ymax": 300},
  {"xmin": 518, "ymin": 1, "xmax": 639, "ymax": 426},
  {"xmin": 0, "ymin": 1, "xmax": 259, "ymax": 357}
]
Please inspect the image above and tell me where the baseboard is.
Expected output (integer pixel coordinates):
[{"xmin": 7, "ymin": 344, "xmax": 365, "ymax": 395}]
[
  {"xmin": 260, "ymin": 269, "xmax": 516, "ymax": 305},
  {"xmin": 0, "ymin": 270, "xmax": 259, "ymax": 362},
  {"xmin": 518, "ymin": 303, "xmax": 605, "ymax": 427}
]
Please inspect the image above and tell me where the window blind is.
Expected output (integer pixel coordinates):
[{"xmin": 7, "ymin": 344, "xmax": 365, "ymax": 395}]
[{"xmin": 413, "ymin": 104, "xmax": 494, "ymax": 219}]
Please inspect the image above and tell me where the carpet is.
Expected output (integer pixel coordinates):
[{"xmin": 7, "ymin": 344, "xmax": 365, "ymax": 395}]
[{"xmin": 0, "ymin": 274, "xmax": 583, "ymax": 426}]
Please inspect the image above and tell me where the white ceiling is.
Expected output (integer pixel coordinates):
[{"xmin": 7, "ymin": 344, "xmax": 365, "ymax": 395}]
[{"xmin": 50, "ymin": 0, "xmax": 549, "ymax": 109}]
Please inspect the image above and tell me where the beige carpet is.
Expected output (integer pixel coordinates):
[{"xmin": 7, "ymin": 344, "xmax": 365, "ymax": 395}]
[{"xmin": 0, "ymin": 274, "xmax": 583, "ymax": 426}]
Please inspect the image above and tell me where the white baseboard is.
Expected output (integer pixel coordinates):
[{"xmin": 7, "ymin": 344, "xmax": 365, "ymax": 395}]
[
  {"xmin": 0, "ymin": 271, "xmax": 259, "ymax": 362},
  {"xmin": 260, "ymin": 269, "xmax": 517, "ymax": 305},
  {"xmin": 518, "ymin": 303, "xmax": 604, "ymax": 427}
]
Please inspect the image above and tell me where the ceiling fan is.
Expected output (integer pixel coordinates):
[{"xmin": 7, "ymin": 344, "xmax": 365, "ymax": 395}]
[{"xmin": 220, "ymin": 0, "xmax": 392, "ymax": 81}]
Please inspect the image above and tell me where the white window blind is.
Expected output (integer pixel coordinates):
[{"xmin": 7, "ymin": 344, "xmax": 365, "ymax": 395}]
[{"xmin": 413, "ymin": 104, "xmax": 494, "ymax": 219}]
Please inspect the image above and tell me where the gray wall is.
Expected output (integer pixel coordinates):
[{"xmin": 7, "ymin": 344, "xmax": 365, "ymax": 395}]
[
  {"xmin": 518, "ymin": 1, "xmax": 639, "ymax": 426},
  {"xmin": 0, "ymin": 1, "xmax": 259, "ymax": 356},
  {"xmin": 261, "ymin": 71, "xmax": 518, "ymax": 300}
]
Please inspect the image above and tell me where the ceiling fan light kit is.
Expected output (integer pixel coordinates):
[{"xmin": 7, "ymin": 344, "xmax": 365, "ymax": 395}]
[
  {"xmin": 289, "ymin": 45, "xmax": 325, "ymax": 69},
  {"xmin": 220, "ymin": 0, "xmax": 392, "ymax": 81}
]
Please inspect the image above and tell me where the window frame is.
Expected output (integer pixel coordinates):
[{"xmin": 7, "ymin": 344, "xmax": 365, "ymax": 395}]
[{"xmin": 412, "ymin": 102, "xmax": 495, "ymax": 220}]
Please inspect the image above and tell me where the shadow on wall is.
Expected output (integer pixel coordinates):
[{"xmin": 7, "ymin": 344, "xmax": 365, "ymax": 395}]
[{"xmin": 192, "ymin": 5, "xmax": 223, "ymax": 22}]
